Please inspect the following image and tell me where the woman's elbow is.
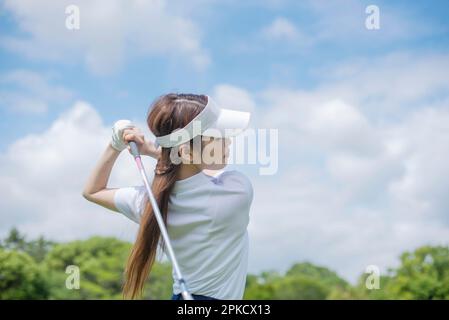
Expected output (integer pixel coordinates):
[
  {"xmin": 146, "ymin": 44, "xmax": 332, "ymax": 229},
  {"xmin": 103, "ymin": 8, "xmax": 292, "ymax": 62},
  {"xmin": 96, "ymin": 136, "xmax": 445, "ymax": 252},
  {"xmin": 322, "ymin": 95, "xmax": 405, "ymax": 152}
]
[
  {"xmin": 82, "ymin": 189, "xmax": 93, "ymax": 201},
  {"xmin": 81, "ymin": 188, "xmax": 118, "ymax": 213}
]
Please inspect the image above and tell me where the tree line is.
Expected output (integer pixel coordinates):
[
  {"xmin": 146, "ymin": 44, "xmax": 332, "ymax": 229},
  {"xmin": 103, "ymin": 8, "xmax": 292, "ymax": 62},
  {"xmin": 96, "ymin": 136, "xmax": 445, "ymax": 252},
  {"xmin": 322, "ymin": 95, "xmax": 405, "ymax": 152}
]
[{"xmin": 0, "ymin": 228, "xmax": 448, "ymax": 299}]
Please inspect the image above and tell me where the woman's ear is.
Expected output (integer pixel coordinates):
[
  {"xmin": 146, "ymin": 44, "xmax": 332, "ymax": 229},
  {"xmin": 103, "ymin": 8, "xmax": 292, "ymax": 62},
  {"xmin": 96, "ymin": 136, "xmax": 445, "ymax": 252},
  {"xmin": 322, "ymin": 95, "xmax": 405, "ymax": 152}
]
[{"xmin": 178, "ymin": 144, "xmax": 192, "ymax": 163}]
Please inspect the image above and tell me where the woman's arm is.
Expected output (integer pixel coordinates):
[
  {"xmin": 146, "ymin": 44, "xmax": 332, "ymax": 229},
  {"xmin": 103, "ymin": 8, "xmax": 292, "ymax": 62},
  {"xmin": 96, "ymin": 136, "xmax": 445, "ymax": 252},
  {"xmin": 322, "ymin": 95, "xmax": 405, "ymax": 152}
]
[
  {"xmin": 82, "ymin": 143, "xmax": 121, "ymax": 212},
  {"xmin": 82, "ymin": 126, "xmax": 161, "ymax": 212}
]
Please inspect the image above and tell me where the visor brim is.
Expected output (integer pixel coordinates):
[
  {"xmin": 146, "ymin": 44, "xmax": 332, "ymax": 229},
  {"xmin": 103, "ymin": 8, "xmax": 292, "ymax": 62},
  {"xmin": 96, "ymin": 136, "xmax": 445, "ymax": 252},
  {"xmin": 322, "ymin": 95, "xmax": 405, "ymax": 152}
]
[{"xmin": 202, "ymin": 108, "xmax": 251, "ymax": 138}]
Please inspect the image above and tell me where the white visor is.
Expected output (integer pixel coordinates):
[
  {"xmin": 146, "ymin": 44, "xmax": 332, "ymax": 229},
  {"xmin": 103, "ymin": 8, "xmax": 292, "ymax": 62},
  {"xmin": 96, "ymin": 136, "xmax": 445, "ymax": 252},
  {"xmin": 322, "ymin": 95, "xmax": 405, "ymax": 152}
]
[{"xmin": 155, "ymin": 95, "xmax": 251, "ymax": 148}]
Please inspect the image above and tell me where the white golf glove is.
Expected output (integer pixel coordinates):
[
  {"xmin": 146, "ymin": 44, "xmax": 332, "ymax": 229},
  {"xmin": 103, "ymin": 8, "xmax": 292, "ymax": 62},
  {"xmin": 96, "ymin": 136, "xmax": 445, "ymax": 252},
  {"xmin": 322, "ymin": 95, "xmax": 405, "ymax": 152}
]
[{"xmin": 111, "ymin": 119, "xmax": 135, "ymax": 151}]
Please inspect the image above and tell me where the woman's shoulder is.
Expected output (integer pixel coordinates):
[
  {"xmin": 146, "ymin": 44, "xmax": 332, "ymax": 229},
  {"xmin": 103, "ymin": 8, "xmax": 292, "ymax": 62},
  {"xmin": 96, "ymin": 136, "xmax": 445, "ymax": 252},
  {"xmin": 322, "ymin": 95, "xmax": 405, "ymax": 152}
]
[
  {"xmin": 213, "ymin": 170, "xmax": 253, "ymax": 197},
  {"xmin": 216, "ymin": 169, "xmax": 251, "ymax": 183}
]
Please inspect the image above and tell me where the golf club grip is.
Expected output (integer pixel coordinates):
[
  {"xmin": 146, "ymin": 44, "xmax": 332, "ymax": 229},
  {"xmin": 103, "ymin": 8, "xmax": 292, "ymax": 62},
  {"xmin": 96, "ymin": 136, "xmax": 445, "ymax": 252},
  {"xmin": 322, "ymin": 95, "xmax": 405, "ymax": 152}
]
[{"xmin": 129, "ymin": 141, "xmax": 140, "ymax": 157}]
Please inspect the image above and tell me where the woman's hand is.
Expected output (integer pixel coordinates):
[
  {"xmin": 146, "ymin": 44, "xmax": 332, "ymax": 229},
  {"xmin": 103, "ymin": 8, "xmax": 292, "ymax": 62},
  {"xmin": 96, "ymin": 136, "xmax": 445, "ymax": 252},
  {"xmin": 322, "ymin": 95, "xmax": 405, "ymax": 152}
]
[{"xmin": 122, "ymin": 127, "xmax": 161, "ymax": 159}]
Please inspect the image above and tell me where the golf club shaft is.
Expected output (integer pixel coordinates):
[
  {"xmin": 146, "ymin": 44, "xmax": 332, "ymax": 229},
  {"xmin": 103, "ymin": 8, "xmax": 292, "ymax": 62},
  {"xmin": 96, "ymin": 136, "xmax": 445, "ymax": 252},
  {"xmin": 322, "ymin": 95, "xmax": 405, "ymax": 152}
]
[{"xmin": 128, "ymin": 141, "xmax": 193, "ymax": 301}]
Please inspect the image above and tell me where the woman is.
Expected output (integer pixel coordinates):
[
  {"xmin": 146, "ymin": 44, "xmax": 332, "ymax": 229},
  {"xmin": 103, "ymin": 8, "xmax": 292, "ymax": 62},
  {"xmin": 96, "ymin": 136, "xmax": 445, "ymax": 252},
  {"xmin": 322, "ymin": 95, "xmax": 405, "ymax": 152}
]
[{"xmin": 82, "ymin": 93, "xmax": 253, "ymax": 300}]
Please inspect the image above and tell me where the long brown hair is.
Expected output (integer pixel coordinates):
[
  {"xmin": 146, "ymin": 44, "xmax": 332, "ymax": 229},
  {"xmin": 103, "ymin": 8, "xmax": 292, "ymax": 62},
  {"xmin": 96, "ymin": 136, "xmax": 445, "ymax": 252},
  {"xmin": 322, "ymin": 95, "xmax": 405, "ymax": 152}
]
[{"xmin": 122, "ymin": 93, "xmax": 207, "ymax": 299}]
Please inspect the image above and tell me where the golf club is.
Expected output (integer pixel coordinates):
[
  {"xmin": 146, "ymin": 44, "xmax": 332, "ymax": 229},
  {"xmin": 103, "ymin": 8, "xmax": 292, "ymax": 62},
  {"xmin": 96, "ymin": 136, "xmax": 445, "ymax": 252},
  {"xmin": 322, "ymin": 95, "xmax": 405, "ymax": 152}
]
[{"xmin": 128, "ymin": 141, "xmax": 194, "ymax": 301}]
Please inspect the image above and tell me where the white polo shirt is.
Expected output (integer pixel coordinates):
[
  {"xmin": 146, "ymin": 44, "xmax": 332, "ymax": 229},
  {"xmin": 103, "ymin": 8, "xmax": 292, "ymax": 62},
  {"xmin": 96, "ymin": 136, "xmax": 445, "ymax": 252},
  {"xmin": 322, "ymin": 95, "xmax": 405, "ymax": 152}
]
[{"xmin": 114, "ymin": 170, "xmax": 254, "ymax": 299}]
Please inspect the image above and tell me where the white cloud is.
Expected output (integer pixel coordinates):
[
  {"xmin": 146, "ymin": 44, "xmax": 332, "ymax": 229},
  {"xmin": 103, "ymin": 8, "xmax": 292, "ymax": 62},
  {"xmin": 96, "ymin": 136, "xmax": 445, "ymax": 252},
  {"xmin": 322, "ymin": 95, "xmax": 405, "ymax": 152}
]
[
  {"xmin": 300, "ymin": 0, "xmax": 430, "ymax": 44},
  {"xmin": 212, "ymin": 84, "xmax": 256, "ymax": 114},
  {"xmin": 248, "ymin": 104, "xmax": 449, "ymax": 282},
  {"xmin": 262, "ymin": 17, "xmax": 300, "ymax": 41},
  {"xmin": 0, "ymin": 101, "xmax": 157, "ymax": 241},
  {"xmin": 2, "ymin": 51, "xmax": 449, "ymax": 284},
  {"xmin": 260, "ymin": 52, "xmax": 449, "ymax": 130},
  {"xmin": 216, "ymin": 53, "xmax": 449, "ymax": 281},
  {"xmin": 0, "ymin": 70, "xmax": 73, "ymax": 114},
  {"xmin": 387, "ymin": 108, "xmax": 449, "ymax": 223},
  {"xmin": 316, "ymin": 52, "xmax": 449, "ymax": 114},
  {"xmin": 1, "ymin": 0, "xmax": 210, "ymax": 75},
  {"xmin": 235, "ymin": 1, "xmax": 433, "ymax": 55}
]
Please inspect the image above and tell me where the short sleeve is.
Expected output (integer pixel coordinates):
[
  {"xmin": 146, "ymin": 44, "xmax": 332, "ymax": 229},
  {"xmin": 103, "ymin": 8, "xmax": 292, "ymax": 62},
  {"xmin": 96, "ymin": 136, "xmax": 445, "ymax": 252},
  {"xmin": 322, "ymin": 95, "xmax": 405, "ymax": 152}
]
[{"xmin": 114, "ymin": 185, "xmax": 147, "ymax": 224}]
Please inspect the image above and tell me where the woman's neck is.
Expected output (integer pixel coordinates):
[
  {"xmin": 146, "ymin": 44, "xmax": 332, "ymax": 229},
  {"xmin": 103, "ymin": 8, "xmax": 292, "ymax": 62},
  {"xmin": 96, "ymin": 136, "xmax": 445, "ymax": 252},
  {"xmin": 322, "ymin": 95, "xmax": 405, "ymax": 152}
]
[{"xmin": 177, "ymin": 164, "xmax": 202, "ymax": 181}]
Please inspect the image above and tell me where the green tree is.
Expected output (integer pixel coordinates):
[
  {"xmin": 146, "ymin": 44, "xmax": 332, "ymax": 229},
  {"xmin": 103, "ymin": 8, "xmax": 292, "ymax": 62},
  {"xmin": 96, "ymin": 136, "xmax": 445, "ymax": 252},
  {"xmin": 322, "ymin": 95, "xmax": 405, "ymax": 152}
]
[
  {"xmin": 244, "ymin": 262, "xmax": 349, "ymax": 300},
  {"xmin": 286, "ymin": 262, "xmax": 349, "ymax": 290},
  {"xmin": 388, "ymin": 245, "xmax": 449, "ymax": 299},
  {"xmin": 273, "ymin": 275, "xmax": 329, "ymax": 299},
  {"xmin": 1, "ymin": 227, "xmax": 27, "ymax": 251},
  {"xmin": 26, "ymin": 236, "xmax": 55, "ymax": 263},
  {"xmin": 244, "ymin": 273, "xmax": 277, "ymax": 299},
  {"xmin": 0, "ymin": 228, "xmax": 55, "ymax": 262},
  {"xmin": 43, "ymin": 236, "xmax": 173, "ymax": 299},
  {"xmin": 355, "ymin": 245, "xmax": 449, "ymax": 300},
  {"xmin": 2, "ymin": 228, "xmax": 448, "ymax": 300},
  {"xmin": 355, "ymin": 272, "xmax": 394, "ymax": 300},
  {"xmin": 0, "ymin": 248, "xmax": 49, "ymax": 299},
  {"xmin": 44, "ymin": 236, "xmax": 131, "ymax": 299}
]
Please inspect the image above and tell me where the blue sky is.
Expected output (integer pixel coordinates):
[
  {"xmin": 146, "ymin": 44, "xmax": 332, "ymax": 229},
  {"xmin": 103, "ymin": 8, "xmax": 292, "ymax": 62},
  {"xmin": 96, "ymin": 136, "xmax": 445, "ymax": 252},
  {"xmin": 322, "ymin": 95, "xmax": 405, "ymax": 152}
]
[
  {"xmin": 1, "ymin": 0, "xmax": 448, "ymax": 150},
  {"xmin": 1, "ymin": 0, "xmax": 449, "ymax": 282}
]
